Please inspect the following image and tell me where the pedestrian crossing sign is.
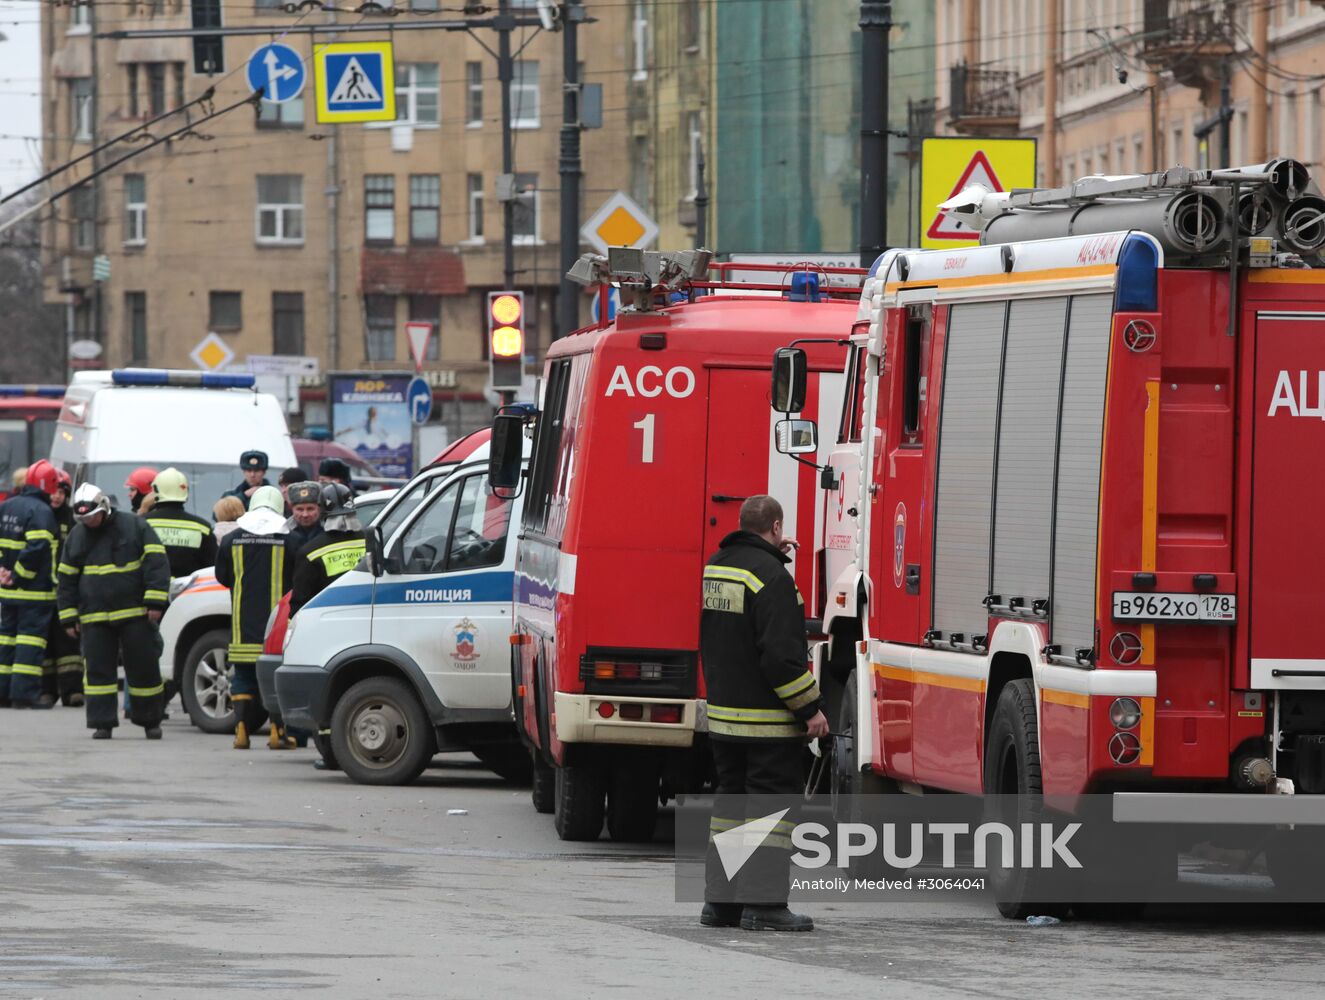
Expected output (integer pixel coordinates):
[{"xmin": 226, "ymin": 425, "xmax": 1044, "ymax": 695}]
[{"xmin": 313, "ymin": 41, "xmax": 395, "ymax": 123}]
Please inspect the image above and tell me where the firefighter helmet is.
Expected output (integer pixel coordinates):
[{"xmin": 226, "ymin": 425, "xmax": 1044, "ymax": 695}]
[
  {"xmin": 248, "ymin": 485, "xmax": 284, "ymax": 514},
  {"xmin": 71, "ymin": 483, "xmax": 111, "ymax": 523},
  {"xmin": 152, "ymin": 467, "xmax": 189, "ymax": 503},
  {"xmin": 26, "ymin": 460, "xmax": 60, "ymax": 497},
  {"xmin": 319, "ymin": 482, "xmax": 354, "ymax": 517},
  {"xmin": 125, "ymin": 466, "xmax": 159, "ymax": 497},
  {"xmin": 55, "ymin": 468, "xmax": 72, "ymax": 491}
]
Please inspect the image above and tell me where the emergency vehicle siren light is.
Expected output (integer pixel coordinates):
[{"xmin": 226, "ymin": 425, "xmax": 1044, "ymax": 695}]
[
  {"xmin": 0, "ymin": 385, "xmax": 64, "ymax": 398},
  {"xmin": 111, "ymin": 369, "xmax": 256, "ymax": 389},
  {"xmin": 487, "ymin": 291, "xmax": 525, "ymax": 391}
]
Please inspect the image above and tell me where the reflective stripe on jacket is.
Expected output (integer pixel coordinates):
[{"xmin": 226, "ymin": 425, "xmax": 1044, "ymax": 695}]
[
  {"xmin": 0, "ymin": 487, "xmax": 59, "ymax": 602},
  {"xmin": 289, "ymin": 529, "xmax": 366, "ymax": 614},
  {"xmin": 56, "ymin": 511, "xmax": 171, "ymax": 623}
]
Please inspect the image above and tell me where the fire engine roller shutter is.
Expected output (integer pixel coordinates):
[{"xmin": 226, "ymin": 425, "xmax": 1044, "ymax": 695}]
[
  {"xmin": 992, "ymin": 297, "xmax": 1069, "ymax": 608},
  {"xmin": 932, "ymin": 300, "xmax": 1007, "ymax": 639},
  {"xmin": 1050, "ymin": 294, "xmax": 1113, "ymax": 656}
]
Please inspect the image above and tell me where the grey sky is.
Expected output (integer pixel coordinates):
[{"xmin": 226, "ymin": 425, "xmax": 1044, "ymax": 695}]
[{"xmin": 0, "ymin": 0, "xmax": 44, "ymax": 196}]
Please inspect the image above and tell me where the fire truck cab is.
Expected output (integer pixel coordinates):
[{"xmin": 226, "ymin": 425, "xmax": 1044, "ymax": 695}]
[
  {"xmin": 774, "ymin": 162, "xmax": 1325, "ymax": 914},
  {"xmin": 491, "ymin": 250, "xmax": 855, "ymax": 841}
]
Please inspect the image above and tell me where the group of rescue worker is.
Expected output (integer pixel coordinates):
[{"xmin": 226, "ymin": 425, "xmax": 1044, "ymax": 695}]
[{"xmin": 0, "ymin": 448, "xmax": 365, "ymax": 749}]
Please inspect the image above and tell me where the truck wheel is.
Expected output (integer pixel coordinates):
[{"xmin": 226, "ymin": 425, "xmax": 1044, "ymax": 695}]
[
  {"xmin": 984, "ymin": 678, "xmax": 1065, "ymax": 920},
  {"xmin": 182, "ymin": 629, "xmax": 239, "ymax": 734},
  {"xmin": 472, "ymin": 743, "xmax": 533, "ymax": 784},
  {"xmin": 606, "ymin": 765, "xmax": 660, "ymax": 843},
  {"xmin": 530, "ymin": 752, "xmax": 555, "ymax": 813},
  {"xmin": 831, "ymin": 670, "xmax": 896, "ymax": 823},
  {"xmin": 553, "ymin": 763, "xmax": 606, "ymax": 841},
  {"xmin": 331, "ymin": 676, "xmax": 435, "ymax": 786}
]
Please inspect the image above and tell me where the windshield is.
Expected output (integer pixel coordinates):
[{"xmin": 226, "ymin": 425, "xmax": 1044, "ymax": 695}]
[
  {"xmin": 0, "ymin": 420, "xmax": 26, "ymax": 486},
  {"xmin": 84, "ymin": 463, "xmax": 247, "ymax": 520}
]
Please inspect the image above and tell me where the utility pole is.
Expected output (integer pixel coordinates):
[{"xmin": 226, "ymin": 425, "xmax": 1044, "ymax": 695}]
[
  {"xmin": 1248, "ymin": 0, "xmax": 1269, "ymax": 163},
  {"xmin": 556, "ymin": 1, "xmax": 584, "ymax": 341},
  {"xmin": 1043, "ymin": 0, "xmax": 1059, "ymax": 186},
  {"xmin": 858, "ymin": 0, "xmax": 891, "ymax": 268},
  {"xmin": 1220, "ymin": 61, "xmax": 1232, "ymax": 169},
  {"xmin": 498, "ymin": 0, "xmax": 516, "ymax": 292},
  {"xmin": 694, "ymin": 143, "xmax": 709, "ymax": 251}
]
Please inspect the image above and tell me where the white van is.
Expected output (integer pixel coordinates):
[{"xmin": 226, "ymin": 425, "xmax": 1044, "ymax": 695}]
[
  {"xmin": 276, "ymin": 447, "xmax": 530, "ymax": 785},
  {"xmin": 51, "ymin": 369, "xmax": 297, "ymax": 516}
]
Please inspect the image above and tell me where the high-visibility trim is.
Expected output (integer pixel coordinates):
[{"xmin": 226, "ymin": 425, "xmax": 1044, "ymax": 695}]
[
  {"xmin": 58, "ymin": 607, "xmax": 78, "ymax": 621},
  {"xmin": 24, "ymin": 529, "xmax": 54, "ymax": 543},
  {"xmin": 1138, "ymin": 695, "xmax": 1156, "ymax": 767},
  {"xmin": 307, "ymin": 539, "xmax": 367, "ymax": 561},
  {"xmin": 708, "ymin": 816, "xmax": 743, "ymax": 832},
  {"xmin": 15, "ymin": 634, "xmax": 47, "ymax": 649},
  {"xmin": 13, "ymin": 562, "xmax": 35, "ymax": 579},
  {"xmin": 80, "ymin": 607, "xmax": 147, "ymax": 624},
  {"xmin": 271, "ymin": 547, "xmax": 285, "ymax": 609},
  {"xmin": 228, "ymin": 642, "xmax": 263, "ymax": 664},
  {"xmin": 143, "ymin": 544, "xmax": 166, "ymax": 556},
  {"xmin": 84, "ymin": 682, "xmax": 118, "ymax": 696},
  {"xmin": 146, "ymin": 519, "xmax": 210, "ymax": 534},
  {"xmin": 231, "ymin": 693, "xmax": 254, "ymax": 702},
  {"xmin": 0, "ymin": 588, "xmax": 55, "ymax": 601},
  {"xmin": 144, "ymin": 589, "xmax": 169, "ymax": 603},
  {"xmin": 1140, "ymin": 379, "xmax": 1160, "ymax": 667},
  {"xmin": 58, "ymin": 562, "xmax": 81, "ymax": 576},
  {"xmin": 783, "ymin": 686, "xmax": 821, "ymax": 712},
  {"xmin": 0, "ymin": 538, "xmax": 23, "ymax": 550},
  {"xmin": 0, "ymin": 635, "xmax": 12, "ymax": 645},
  {"xmin": 773, "ymin": 672, "xmax": 815, "ymax": 700},
  {"xmin": 0, "ymin": 664, "xmax": 10, "ymax": 674},
  {"xmin": 873, "ymin": 661, "xmax": 986, "ymax": 694},
  {"xmin": 231, "ymin": 545, "xmax": 244, "ymax": 645},
  {"xmin": 128, "ymin": 683, "xmax": 164, "ymax": 697},
  {"xmin": 883, "ymin": 263, "xmax": 1117, "ymax": 296},
  {"xmin": 82, "ymin": 559, "xmax": 143, "ymax": 576},
  {"xmin": 708, "ymin": 718, "xmax": 804, "ymax": 739},
  {"xmin": 702, "ymin": 565, "xmax": 765, "ymax": 593},
  {"xmin": 1042, "ymin": 688, "xmax": 1089, "ymax": 710},
  {"xmin": 11, "ymin": 663, "xmax": 43, "ymax": 676},
  {"xmin": 54, "ymin": 655, "xmax": 82, "ymax": 669},
  {"xmin": 707, "ymin": 704, "xmax": 798, "ymax": 723}
]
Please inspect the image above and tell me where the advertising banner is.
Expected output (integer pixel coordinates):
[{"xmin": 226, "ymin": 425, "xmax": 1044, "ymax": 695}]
[{"xmin": 329, "ymin": 373, "xmax": 413, "ymax": 478}]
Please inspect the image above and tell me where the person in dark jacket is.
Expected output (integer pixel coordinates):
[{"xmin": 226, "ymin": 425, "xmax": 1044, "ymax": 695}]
[
  {"xmin": 41, "ymin": 467, "xmax": 83, "ymax": 708},
  {"xmin": 0, "ymin": 460, "xmax": 61, "ymax": 708},
  {"xmin": 283, "ymin": 481, "xmax": 324, "ymax": 554},
  {"xmin": 290, "ymin": 483, "xmax": 366, "ymax": 614},
  {"xmin": 278, "ymin": 466, "xmax": 311, "ymax": 515},
  {"xmin": 144, "ymin": 467, "xmax": 218, "ymax": 578},
  {"xmin": 699, "ymin": 494, "xmax": 828, "ymax": 933},
  {"xmin": 214, "ymin": 486, "xmax": 292, "ymax": 749},
  {"xmin": 221, "ymin": 450, "xmax": 271, "ymax": 504},
  {"xmin": 317, "ymin": 457, "xmax": 352, "ymax": 487},
  {"xmin": 58, "ymin": 484, "xmax": 171, "ymax": 739}
]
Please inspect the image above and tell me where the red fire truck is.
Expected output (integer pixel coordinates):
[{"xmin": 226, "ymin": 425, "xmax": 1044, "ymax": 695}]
[
  {"xmin": 489, "ymin": 251, "xmax": 856, "ymax": 841},
  {"xmin": 773, "ymin": 162, "xmax": 1325, "ymax": 914},
  {"xmin": 0, "ymin": 385, "xmax": 64, "ymax": 499}
]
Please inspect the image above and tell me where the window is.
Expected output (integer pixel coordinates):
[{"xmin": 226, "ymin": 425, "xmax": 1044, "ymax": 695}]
[
  {"xmin": 256, "ymin": 174, "xmax": 303, "ymax": 244},
  {"xmin": 395, "ymin": 478, "xmax": 461, "ymax": 574},
  {"xmin": 191, "ymin": 0, "xmax": 223, "ymax": 73},
  {"xmin": 838, "ymin": 344, "xmax": 868, "ymax": 444},
  {"xmin": 365, "ymin": 295, "xmax": 396, "ymax": 361},
  {"xmin": 632, "ymin": 2, "xmax": 649, "ymax": 81},
  {"xmin": 467, "ymin": 173, "xmax": 484, "ymax": 240},
  {"xmin": 524, "ymin": 358, "xmax": 573, "ymax": 536},
  {"xmin": 409, "ymin": 294, "xmax": 440, "ymax": 361},
  {"xmin": 69, "ymin": 1, "xmax": 90, "ymax": 31},
  {"xmin": 365, "ymin": 174, "xmax": 395, "ymax": 243},
  {"xmin": 257, "ymin": 95, "xmax": 304, "ymax": 128},
  {"xmin": 124, "ymin": 174, "xmax": 146, "ymax": 245},
  {"xmin": 127, "ymin": 62, "xmax": 185, "ymax": 116},
  {"xmin": 465, "ymin": 62, "xmax": 483, "ymax": 126},
  {"xmin": 512, "ymin": 172, "xmax": 539, "ymax": 244},
  {"xmin": 273, "ymin": 292, "xmax": 304, "ymax": 354},
  {"xmin": 410, "ymin": 0, "xmax": 439, "ymax": 8},
  {"xmin": 395, "ymin": 63, "xmax": 439, "ymax": 126},
  {"xmin": 71, "ymin": 184, "xmax": 95, "ymax": 250},
  {"xmin": 125, "ymin": 291, "xmax": 147, "ymax": 362},
  {"xmin": 901, "ymin": 311, "xmax": 931, "ymax": 440},
  {"xmin": 71, "ymin": 79, "xmax": 93, "ymax": 141},
  {"xmin": 409, "ymin": 174, "xmax": 439, "ymax": 243},
  {"xmin": 512, "ymin": 61, "xmax": 540, "ymax": 128},
  {"xmin": 209, "ymin": 291, "xmax": 242, "ymax": 331},
  {"xmin": 681, "ymin": 0, "xmax": 700, "ymax": 49},
  {"xmin": 445, "ymin": 475, "xmax": 513, "ymax": 571}
]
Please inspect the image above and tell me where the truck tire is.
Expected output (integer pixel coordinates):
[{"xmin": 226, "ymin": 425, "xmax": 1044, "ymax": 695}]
[
  {"xmin": 831, "ymin": 670, "xmax": 896, "ymax": 823},
  {"xmin": 181, "ymin": 629, "xmax": 254, "ymax": 734},
  {"xmin": 530, "ymin": 752, "xmax": 555, "ymax": 813},
  {"xmin": 553, "ymin": 763, "xmax": 606, "ymax": 841},
  {"xmin": 983, "ymin": 678, "xmax": 1065, "ymax": 920},
  {"xmin": 606, "ymin": 765, "xmax": 659, "ymax": 843},
  {"xmin": 472, "ymin": 743, "xmax": 533, "ymax": 784},
  {"xmin": 331, "ymin": 676, "xmax": 435, "ymax": 786}
]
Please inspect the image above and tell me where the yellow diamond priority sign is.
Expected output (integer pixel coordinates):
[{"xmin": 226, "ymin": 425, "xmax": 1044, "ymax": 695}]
[
  {"xmin": 190, "ymin": 332, "xmax": 235, "ymax": 372},
  {"xmin": 581, "ymin": 191, "xmax": 658, "ymax": 257}
]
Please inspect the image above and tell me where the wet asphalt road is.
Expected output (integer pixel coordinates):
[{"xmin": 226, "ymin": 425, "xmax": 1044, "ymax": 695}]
[{"xmin": 2, "ymin": 704, "xmax": 1324, "ymax": 999}]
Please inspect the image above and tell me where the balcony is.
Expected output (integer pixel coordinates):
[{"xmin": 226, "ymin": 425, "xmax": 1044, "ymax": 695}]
[
  {"xmin": 1141, "ymin": 0, "xmax": 1236, "ymax": 90},
  {"xmin": 947, "ymin": 62, "xmax": 1019, "ymax": 136}
]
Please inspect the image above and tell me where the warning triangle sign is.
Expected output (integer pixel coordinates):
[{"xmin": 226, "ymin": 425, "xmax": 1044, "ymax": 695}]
[
  {"xmin": 330, "ymin": 56, "xmax": 381, "ymax": 104},
  {"xmin": 925, "ymin": 150, "xmax": 1004, "ymax": 242}
]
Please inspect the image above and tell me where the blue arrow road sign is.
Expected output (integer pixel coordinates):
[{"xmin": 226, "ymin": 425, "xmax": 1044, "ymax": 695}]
[
  {"xmin": 247, "ymin": 43, "xmax": 306, "ymax": 104},
  {"xmin": 407, "ymin": 376, "xmax": 432, "ymax": 426},
  {"xmin": 590, "ymin": 287, "xmax": 620, "ymax": 324}
]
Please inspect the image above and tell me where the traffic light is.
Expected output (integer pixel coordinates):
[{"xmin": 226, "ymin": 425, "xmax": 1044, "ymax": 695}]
[{"xmin": 488, "ymin": 290, "xmax": 525, "ymax": 390}]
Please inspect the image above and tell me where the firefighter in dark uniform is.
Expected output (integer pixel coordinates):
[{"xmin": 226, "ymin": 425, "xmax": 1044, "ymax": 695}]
[
  {"xmin": 0, "ymin": 460, "xmax": 61, "ymax": 708},
  {"xmin": 221, "ymin": 450, "xmax": 271, "ymax": 505},
  {"xmin": 699, "ymin": 494, "xmax": 828, "ymax": 932},
  {"xmin": 144, "ymin": 467, "xmax": 218, "ymax": 578},
  {"xmin": 41, "ymin": 467, "xmax": 83, "ymax": 707},
  {"xmin": 283, "ymin": 481, "xmax": 324, "ymax": 554},
  {"xmin": 58, "ymin": 483, "xmax": 171, "ymax": 739},
  {"xmin": 214, "ymin": 485, "xmax": 291, "ymax": 750},
  {"xmin": 290, "ymin": 483, "xmax": 366, "ymax": 614}
]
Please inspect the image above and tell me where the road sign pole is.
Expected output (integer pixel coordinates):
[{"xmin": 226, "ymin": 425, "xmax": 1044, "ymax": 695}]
[
  {"xmin": 556, "ymin": 1, "xmax": 584, "ymax": 342},
  {"xmin": 859, "ymin": 0, "xmax": 892, "ymax": 268},
  {"xmin": 499, "ymin": 0, "xmax": 516, "ymax": 293}
]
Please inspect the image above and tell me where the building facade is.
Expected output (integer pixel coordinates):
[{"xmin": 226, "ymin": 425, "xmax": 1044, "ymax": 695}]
[{"xmin": 41, "ymin": 0, "xmax": 630, "ymax": 435}]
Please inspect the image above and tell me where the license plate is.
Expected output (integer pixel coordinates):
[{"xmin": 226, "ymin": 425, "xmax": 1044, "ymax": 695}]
[{"xmin": 1111, "ymin": 591, "xmax": 1237, "ymax": 623}]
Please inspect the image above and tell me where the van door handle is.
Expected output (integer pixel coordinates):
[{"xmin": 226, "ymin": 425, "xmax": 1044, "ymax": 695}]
[{"xmin": 711, "ymin": 494, "xmax": 747, "ymax": 503}]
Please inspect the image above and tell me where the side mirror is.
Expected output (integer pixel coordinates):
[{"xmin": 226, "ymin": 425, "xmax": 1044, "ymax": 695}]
[
  {"xmin": 364, "ymin": 525, "xmax": 385, "ymax": 578},
  {"xmin": 488, "ymin": 414, "xmax": 525, "ymax": 495},
  {"xmin": 775, "ymin": 418, "xmax": 818, "ymax": 455},
  {"xmin": 772, "ymin": 347, "xmax": 807, "ymax": 413}
]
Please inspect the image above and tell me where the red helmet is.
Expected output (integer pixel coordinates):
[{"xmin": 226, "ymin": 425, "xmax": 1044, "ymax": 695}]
[
  {"xmin": 26, "ymin": 460, "xmax": 60, "ymax": 497},
  {"xmin": 125, "ymin": 466, "xmax": 159, "ymax": 496},
  {"xmin": 55, "ymin": 468, "xmax": 72, "ymax": 490}
]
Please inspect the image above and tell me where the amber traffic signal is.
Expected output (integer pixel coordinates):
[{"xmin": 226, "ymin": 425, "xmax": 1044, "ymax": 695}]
[{"xmin": 488, "ymin": 291, "xmax": 525, "ymax": 390}]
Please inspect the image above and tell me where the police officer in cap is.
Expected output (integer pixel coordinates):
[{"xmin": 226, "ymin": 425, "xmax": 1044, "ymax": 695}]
[
  {"xmin": 699, "ymin": 494, "xmax": 828, "ymax": 932},
  {"xmin": 284, "ymin": 481, "xmax": 324, "ymax": 553},
  {"xmin": 223, "ymin": 451, "xmax": 271, "ymax": 503}
]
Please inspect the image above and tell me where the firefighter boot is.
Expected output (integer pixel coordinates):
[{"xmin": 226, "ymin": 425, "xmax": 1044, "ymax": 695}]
[
  {"xmin": 268, "ymin": 724, "xmax": 296, "ymax": 750},
  {"xmin": 145, "ymin": 726, "xmax": 162, "ymax": 740},
  {"xmin": 700, "ymin": 902, "xmax": 742, "ymax": 928},
  {"xmin": 740, "ymin": 906, "xmax": 814, "ymax": 932},
  {"xmin": 92, "ymin": 728, "xmax": 112, "ymax": 740},
  {"xmin": 233, "ymin": 720, "xmax": 250, "ymax": 750}
]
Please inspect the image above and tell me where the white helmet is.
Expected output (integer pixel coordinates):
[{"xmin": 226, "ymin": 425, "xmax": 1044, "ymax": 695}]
[{"xmin": 71, "ymin": 483, "xmax": 111, "ymax": 523}]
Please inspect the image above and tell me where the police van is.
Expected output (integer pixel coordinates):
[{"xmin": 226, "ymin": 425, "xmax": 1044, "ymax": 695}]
[
  {"xmin": 51, "ymin": 369, "xmax": 298, "ymax": 516},
  {"xmin": 275, "ymin": 442, "xmax": 531, "ymax": 785}
]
